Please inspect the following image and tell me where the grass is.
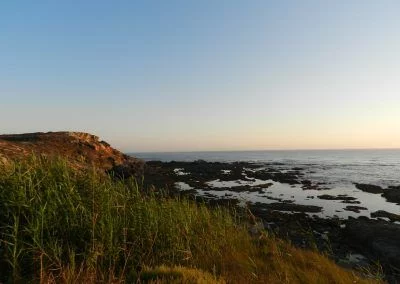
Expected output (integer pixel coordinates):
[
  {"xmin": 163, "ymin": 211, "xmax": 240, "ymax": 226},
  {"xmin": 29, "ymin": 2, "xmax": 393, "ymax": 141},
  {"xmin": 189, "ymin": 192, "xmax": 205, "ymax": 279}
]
[{"xmin": 0, "ymin": 156, "xmax": 383, "ymax": 283}]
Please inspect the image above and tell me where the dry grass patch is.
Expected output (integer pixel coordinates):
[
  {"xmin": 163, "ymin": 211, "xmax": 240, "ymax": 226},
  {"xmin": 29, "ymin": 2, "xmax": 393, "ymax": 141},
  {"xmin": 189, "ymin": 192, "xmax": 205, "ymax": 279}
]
[{"xmin": 0, "ymin": 157, "xmax": 383, "ymax": 283}]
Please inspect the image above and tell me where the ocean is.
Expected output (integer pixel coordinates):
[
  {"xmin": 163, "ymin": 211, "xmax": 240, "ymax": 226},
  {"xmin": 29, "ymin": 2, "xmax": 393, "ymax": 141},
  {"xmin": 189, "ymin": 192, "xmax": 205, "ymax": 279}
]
[{"xmin": 130, "ymin": 149, "xmax": 400, "ymax": 219}]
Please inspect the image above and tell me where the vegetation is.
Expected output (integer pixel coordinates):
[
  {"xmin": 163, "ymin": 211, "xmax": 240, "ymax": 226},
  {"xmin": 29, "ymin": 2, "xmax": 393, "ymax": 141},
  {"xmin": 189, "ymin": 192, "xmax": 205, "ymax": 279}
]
[{"xmin": 0, "ymin": 156, "xmax": 381, "ymax": 283}]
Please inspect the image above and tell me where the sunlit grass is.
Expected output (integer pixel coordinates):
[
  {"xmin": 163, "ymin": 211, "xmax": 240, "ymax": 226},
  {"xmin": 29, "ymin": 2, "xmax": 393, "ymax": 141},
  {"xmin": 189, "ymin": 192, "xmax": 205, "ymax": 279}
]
[{"xmin": 0, "ymin": 156, "xmax": 382, "ymax": 283}]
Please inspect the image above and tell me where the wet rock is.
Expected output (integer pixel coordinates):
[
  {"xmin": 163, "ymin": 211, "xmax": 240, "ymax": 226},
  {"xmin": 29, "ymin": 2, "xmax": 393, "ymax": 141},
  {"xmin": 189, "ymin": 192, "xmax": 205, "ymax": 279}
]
[
  {"xmin": 388, "ymin": 185, "xmax": 400, "ymax": 190},
  {"xmin": 302, "ymin": 184, "xmax": 319, "ymax": 190},
  {"xmin": 354, "ymin": 183, "xmax": 400, "ymax": 204},
  {"xmin": 317, "ymin": 194, "xmax": 357, "ymax": 201},
  {"xmin": 341, "ymin": 200, "xmax": 361, "ymax": 204},
  {"xmin": 354, "ymin": 183, "xmax": 384, "ymax": 194},
  {"xmin": 247, "ymin": 170, "xmax": 300, "ymax": 185},
  {"xmin": 382, "ymin": 186, "xmax": 400, "ymax": 204},
  {"xmin": 343, "ymin": 206, "xmax": 367, "ymax": 213},
  {"xmin": 258, "ymin": 182, "xmax": 274, "ymax": 188},
  {"xmin": 301, "ymin": 180, "xmax": 329, "ymax": 190},
  {"xmin": 264, "ymin": 196, "xmax": 284, "ymax": 202},
  {"xmin": 371, "ymin": 210, "xmax": 400, "ymax": 222},
  {"xmin": 274, "ymin": 172, "xmax": 300, "ymax": 184},
  {"xmin": 245, "ymin": 170, "xmax": 272, "ymax": 180},
  {"xmin": 212, "ymin": 185, "xmax": 251, "ymax": 192}
]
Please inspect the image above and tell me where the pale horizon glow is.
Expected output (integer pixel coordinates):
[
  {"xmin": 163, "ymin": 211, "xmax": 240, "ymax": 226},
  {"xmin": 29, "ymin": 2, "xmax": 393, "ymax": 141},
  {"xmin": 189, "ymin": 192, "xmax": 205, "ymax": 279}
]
[{"xmin": 1, "ymin": 1, "xmax": 400, "ymax": 152}]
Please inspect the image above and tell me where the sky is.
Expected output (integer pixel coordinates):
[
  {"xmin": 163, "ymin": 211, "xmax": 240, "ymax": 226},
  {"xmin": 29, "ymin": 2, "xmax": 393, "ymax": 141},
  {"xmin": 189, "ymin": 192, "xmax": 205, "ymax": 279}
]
[{"xmin": 1, "ymin": 1, "xmax": 400, "ymax": 152}]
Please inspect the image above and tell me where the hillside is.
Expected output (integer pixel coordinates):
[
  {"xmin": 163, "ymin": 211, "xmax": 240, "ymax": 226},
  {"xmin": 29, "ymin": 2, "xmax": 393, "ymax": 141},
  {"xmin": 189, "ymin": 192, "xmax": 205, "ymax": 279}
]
[
  {"xmin": 0, "ymin": 132, "xmax": 383, "ymax": 283},
  {"xmin": 0, "ymin": 131, "xmax": 143, "ymax": 177},
  {"xmin": 0, "ymin": 156, "xmax": 381, "ymax": 283}
]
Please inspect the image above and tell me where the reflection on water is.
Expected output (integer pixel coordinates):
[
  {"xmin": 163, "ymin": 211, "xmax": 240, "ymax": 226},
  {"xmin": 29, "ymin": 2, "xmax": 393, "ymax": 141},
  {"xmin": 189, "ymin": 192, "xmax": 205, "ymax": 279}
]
[
  {"xmin": 134, "ymin": 149, "xmax": 400, "ymax": 220},
  {"xmin": 175, "ymin": 177, "xmax": 400, "ymax": 220}
]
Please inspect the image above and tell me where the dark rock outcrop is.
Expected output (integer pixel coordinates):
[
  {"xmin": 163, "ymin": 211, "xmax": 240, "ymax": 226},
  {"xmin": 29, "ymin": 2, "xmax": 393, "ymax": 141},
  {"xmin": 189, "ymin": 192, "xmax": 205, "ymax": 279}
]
[
  {"xmin": 382, "ymin": 186, "xmax": 400, "ymax": 204},
  {"xmin": 251, "ymin": 202, "xmax": 322, "ymax": 213},
  {"xmin": 354, "ymin": 183, "xmax": 384, "ymax": 194},
  {"xmin": 354, "ymin": 183, "xmax": 400, "ymax": 204},
  {"xmin": 371, "ymin": 210, "xmax": 400, "ymax": 222},
  {"xmin": 343, "ymin": 205, "xmax": 367, "ymax": 213},
  {"xmin": 317, "ymin": 194, "xmax": 357, "ymax": 201},
  {"xmin": 346, "ymin": 218, "xmax": 400, "ymax": 270}
]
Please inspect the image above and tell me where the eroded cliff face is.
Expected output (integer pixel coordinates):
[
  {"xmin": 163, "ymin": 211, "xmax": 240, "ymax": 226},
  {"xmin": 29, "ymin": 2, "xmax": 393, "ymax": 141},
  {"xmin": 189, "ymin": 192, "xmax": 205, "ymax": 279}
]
[{"xmin": 0, "ymin": 131, "xmax": 143, "ymax": 177}]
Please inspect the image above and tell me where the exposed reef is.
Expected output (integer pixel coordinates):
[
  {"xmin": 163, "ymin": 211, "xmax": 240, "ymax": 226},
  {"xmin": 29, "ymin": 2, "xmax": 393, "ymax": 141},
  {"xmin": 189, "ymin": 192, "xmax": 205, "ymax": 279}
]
[{"xmin": 355, "ymin": 183, "xmax": 400, "ymax": 204}]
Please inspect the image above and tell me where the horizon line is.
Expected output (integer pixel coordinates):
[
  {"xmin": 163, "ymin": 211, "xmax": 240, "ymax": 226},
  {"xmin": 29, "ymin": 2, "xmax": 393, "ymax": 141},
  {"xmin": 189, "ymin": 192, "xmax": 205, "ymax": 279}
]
[{"xmin": 127, "ymin": 147, "xmax": 400, "ymax": 154}]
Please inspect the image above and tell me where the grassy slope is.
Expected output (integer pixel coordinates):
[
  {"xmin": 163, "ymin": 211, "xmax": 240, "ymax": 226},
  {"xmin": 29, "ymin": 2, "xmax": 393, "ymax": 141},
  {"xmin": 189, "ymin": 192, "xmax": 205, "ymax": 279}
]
[{"xmin": 0, "ymin": 157, "xmax": 382, "ymax": 283}]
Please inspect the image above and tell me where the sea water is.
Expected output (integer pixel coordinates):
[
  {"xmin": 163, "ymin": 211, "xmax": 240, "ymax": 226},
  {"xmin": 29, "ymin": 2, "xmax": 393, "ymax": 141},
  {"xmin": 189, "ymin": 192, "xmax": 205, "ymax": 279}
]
[{"xmin": 131, "ymin": 149, "xmax": 400, "ymax": 219}]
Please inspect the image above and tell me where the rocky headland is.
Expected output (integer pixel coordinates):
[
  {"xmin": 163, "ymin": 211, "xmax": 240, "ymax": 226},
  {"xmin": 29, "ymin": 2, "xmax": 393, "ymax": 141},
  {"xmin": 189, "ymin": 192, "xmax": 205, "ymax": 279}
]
[{"xmin": 0, "ymin": 131, "xmax": 144, "ymax": 178}]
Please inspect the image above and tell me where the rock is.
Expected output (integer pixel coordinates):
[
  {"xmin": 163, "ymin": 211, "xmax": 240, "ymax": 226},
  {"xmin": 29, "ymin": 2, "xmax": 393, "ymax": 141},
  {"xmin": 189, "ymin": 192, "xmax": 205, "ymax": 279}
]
[
  {"xmin": 346, "ymin": 218, "xmax": 400, "ymax": 270},
  {"xmin": 388, "ymin": 185, "xmax": 400, "ymax": 190},
  {"xmin": 247, "ymin": 170, "xmax": 300, "ymax": 185},
  {"xmin": 341, "ymin": 200, "xmax": 361, "ymax": 204},
  {"xmin": 317, "ymin": 194, "xmax": 357, "ymax": 201},
  {"xmin": 194, "ymin": 196, "xmax": 239, "ymax": 208},
  {"xmin": 109, "ymin": 159, "xmax": 145, "ymax": 179},
  {"xmin": 343, "ymin": 206, "xmax": 367, "ymax": 213},
  {"xmin": 382, "ymin": 187, "xmax": 400, "ymax": 204},
  {"xmin": 337, "ymin": 253, "xmax": 370, "ymax": 270},
  {"xmin": 258, "ymin": 182, "xmax": 274, "ymax": 188},
  {"xmin": 252, "ymin": 202, "xmax": 322, "ymax": 213},
  {"xmin": 265, "ymin": 196, "xmax": 284, "ymax": 202},
  {"xmin": 354, "ymin": 183, "xmax": 384, "ymax": 194},
  {"xmin": 274, "ymin": 172, "xmax": 300, "ymax": 184},
  {"xmin": 203, "ymin": 184, "xmax": 275, "ymax": 193},
  {"xmin": 371, "ymin": 210, "xmax": 400, "ymax": 222},
  {"xmin": 354, "ymin": 183, "xmax": 400, "ymax": 204},
  {"xmin": 301, "ymin": 180, "xmax": 329, "ymax": 190}
]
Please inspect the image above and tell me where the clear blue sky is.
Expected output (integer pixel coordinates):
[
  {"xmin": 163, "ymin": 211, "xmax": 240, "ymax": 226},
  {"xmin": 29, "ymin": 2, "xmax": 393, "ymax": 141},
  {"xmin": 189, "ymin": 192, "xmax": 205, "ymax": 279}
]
[{"xmin": 1, "ymin": 1, "xmax": 399, "ymax": 152}]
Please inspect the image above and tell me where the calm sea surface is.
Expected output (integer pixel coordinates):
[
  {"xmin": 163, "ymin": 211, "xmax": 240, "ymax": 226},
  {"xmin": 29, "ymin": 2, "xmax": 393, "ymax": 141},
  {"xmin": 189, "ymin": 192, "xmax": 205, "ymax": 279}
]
[{"xmin": 130, "ymin": 149, "xmax": 400, "ymax": 219}]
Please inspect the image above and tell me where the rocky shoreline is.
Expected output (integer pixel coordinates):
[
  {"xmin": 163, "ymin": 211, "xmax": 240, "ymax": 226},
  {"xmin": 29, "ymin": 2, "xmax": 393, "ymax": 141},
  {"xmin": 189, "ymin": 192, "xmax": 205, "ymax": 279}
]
[
  {"xmin": 142, "ymin": 160, "xmax": 400, "ymax": 283},
  {"xmin": 1, "ymin": 133, "xmax": 399, "ymax": 282}
]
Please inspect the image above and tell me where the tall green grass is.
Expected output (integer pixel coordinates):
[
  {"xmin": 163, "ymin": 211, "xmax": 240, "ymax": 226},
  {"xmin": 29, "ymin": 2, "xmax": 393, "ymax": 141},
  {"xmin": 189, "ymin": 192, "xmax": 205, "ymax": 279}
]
[{"xmin": 0, "ymin": 156, "xmax": 381, "ymax": 283}]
